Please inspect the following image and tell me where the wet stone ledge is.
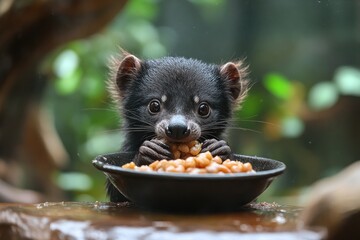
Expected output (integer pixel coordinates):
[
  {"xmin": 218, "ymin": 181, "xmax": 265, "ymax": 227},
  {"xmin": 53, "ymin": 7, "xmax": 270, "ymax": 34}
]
[{"xmin": 0, "ymin": 202, "xmax": 324, "ymax": 240}]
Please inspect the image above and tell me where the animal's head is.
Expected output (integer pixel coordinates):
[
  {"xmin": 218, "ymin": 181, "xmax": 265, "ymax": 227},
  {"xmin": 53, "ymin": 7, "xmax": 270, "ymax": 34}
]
[{"xmin": 109, "ymin": 52, "xmax": 249, "ymax": 143}]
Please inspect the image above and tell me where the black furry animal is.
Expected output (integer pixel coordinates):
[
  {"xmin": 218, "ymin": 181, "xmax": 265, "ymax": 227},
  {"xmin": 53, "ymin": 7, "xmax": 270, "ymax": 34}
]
[{"xmin": 107, "ymin": 52, "xmax": 248, "ymax": 202}]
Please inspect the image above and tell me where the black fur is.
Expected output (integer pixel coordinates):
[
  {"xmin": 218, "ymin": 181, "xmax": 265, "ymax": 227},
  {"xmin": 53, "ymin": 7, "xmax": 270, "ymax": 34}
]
[{"xmin": 107, "ymin": 56, "xmax": 248, "ymax": 202}]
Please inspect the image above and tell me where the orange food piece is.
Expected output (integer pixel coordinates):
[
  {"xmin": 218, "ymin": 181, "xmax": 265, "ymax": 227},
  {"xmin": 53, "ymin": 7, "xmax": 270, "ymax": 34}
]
[{"xmin": 122, "ymin": 142, "xmax": 255, "ymax": 174}]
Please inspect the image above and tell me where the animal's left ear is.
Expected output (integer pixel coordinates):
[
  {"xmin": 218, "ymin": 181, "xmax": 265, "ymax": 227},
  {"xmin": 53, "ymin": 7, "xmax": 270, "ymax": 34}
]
[{"xmin": 220, "ymin": 61, "xmax": 248, "ymax": 105}]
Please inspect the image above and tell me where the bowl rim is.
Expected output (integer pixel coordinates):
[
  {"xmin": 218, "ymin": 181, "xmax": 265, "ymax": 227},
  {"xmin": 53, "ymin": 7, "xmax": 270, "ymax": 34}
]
[{"xmin": 92, "ymin": 153, "xmax": 286, "ymax": 180}]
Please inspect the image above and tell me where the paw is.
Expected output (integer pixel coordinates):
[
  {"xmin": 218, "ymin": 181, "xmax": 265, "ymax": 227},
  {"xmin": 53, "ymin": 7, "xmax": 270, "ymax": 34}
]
[
  {"xmin": 134, "ymin": 139, "xmax": 172, "ymax": 166},
  {"xmin": 201, "ymin": 139, "xmax": 232, "ymax": 160}
]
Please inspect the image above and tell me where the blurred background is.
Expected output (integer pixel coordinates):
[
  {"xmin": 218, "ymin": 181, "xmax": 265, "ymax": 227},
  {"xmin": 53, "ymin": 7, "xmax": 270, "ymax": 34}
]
[{"xmin": 1, "ymin": 0, "xmax": 359, "ymax": 204}]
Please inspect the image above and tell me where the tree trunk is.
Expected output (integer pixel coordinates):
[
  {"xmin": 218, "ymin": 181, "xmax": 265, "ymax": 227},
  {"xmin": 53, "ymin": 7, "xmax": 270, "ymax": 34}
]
[{"xmin": 0, "ymin": 0, "xmax": 127, "ymax": 201}]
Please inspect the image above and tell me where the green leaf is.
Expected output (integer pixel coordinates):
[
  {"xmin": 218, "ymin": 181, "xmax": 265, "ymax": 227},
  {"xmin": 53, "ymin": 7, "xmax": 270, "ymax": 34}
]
[{"xmin": 263, "ymin": 73, "xmax": 293, "ymax": 100}]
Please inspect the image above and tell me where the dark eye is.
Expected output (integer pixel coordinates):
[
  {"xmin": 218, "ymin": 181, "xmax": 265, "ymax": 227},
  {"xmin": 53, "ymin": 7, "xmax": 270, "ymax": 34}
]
[
  {"xmin": 148, "ymin": 100, "xmax": 161, "ymax": 114},
  {"xmin": 198, "ymin": 102, "xmax": 210, "ymax": 117}
]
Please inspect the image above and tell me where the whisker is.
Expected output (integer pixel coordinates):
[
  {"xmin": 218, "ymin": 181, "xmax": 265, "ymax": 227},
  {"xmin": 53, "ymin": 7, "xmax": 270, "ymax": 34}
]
[
  {"xmin": 225, "ymin": 126, "xmax": 262, "ymax": 134},
  {"xmin": 200, "ymin": 118, "xmax": 264, "ymax": 136},
  {"xmin": 126, "ymin": 129, "xmax": 154, "ymax": 133},
  {"xmin": 141, "ymin": 132, "xmax": 157, "ymax": 142},
  {"xmin": 229, "ymin": 119, "xmax": 280, "ymax": 128},
  {"xmin": 199, "ymin": 133, "xmax": 220, "ymax": 142},
  {"xmin": 122, "ymin": 112, "xmax": 154, "ymax": 128}
]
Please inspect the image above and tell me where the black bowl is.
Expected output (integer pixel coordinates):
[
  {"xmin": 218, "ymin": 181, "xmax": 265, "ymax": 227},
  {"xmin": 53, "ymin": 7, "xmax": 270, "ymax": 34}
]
[{"xmin": 92, "ymin": 153, "xmax": 285, "ymax": 211}]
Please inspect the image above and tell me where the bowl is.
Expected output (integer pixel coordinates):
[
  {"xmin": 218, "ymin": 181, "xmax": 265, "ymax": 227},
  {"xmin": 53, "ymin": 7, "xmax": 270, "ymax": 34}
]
[{"xmin": 92, "ymin": 153, "xmax": 285, "ymax": 211}]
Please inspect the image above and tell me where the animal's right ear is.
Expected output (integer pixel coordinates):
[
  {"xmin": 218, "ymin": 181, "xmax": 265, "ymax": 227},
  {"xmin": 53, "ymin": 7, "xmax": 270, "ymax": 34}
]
[{"xmin": 113, "ymin": 54, "xmax": 142, "ymax": 98}]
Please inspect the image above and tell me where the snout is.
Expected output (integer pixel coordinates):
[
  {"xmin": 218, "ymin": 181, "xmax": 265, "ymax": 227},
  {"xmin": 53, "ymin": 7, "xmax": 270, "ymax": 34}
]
[
  {"xmin": 166, "ymin": 115, "xmax": 190, "ymax": 140},
  {"xmin": 155, "ymin": 115, "xmax": 201, "ymax": 143}
]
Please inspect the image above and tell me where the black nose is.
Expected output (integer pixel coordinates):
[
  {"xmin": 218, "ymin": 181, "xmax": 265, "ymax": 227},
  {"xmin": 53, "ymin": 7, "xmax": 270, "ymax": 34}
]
[{"xmin": 166, "ymin": 115, "xmax": 190, "ymax": 140}]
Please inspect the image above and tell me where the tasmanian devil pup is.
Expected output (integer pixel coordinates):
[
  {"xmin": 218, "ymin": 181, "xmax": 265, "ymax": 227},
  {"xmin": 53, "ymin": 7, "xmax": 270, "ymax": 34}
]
[{"xmin": 107, "ymin": 52, "xmax": 248, "ymax": 202}]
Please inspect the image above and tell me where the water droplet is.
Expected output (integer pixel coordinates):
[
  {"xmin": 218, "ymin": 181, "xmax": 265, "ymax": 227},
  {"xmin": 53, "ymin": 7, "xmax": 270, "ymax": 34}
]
[{"xmin": 272, "ymin": 214, "xmax": 286, "ymax": 224}]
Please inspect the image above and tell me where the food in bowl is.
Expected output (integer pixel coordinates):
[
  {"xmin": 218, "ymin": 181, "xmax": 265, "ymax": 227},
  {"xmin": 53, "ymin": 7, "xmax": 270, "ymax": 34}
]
[{"xmin": 122, "ymin": 141, "xmax": 255, "ymax": 174}]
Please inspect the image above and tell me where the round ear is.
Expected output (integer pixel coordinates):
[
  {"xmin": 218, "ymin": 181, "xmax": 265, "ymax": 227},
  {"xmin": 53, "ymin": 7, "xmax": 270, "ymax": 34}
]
[
  {"xmin": 220, "ymin": 61, "xmax": 249, "ymax": 106},
  {"xmin": 220, "ymin": 62, "xmax": 241, "ymax": 100},
  {"xmin": 115, "ymin": 54, "xmax": 142, "ymax": 97},
  {"xmin": 220, "ymin": 61, "xmax": 248, "ymax": 106}
]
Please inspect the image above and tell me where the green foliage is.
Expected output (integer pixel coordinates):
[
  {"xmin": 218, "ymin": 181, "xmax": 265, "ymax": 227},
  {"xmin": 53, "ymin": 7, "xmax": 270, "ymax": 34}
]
[
  {"xmin": 263, "ymin": 73, "xmax": 293, "ymax": 100},
  {"xmin": 236, "ymin": 93, "xmax": 264, "ymax": 119},
  {"xmin": 125, "ymin": 0, "xmax": 159, "ymax": 20}
]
